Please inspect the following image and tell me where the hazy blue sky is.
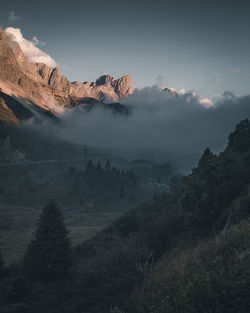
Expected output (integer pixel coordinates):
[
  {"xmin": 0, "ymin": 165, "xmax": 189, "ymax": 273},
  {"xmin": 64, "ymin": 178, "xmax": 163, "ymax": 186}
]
[{"xmin": 1, "ymin": 0, "xmax": 250, "ymax": 97}]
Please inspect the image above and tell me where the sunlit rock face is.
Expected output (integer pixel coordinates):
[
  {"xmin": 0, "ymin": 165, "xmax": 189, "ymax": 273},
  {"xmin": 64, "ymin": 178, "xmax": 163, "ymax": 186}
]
[
  {"xmin": 0, "ymin": 26, "xmax": 135, "ymax": 124},
  {"xmin": 70, "ymin": 74, "xmax": 134, "ymax": 102}
]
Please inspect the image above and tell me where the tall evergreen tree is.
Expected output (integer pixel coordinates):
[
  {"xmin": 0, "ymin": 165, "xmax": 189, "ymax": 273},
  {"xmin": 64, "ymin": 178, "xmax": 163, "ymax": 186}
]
[
  {"xmin": 24, "ymin": 201, "xmax": 72, "ymax": 281},
  {"xmin": 120, "ymin": 182, "xmax": 125, "ymax": 199},
  {"xmin": 227, "ymin": 119, "xmax": 250, "ymax": 153},
  {"xmin": 105, "ymin": 160, "xmax": 111, "ymax": 171}
]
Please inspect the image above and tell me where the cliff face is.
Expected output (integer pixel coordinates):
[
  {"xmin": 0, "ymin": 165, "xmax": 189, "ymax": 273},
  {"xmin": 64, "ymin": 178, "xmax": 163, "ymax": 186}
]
[
  {"xmin": 32, "ymin": 66, "xmax": 134, "ymax": 103},
  {"xmin": 69, "ymin": 74, "xmax": 134, "ymax": 102},
  {"xmin": 0, "ymin": 26, "xmax": 134, "ymax": 123}
]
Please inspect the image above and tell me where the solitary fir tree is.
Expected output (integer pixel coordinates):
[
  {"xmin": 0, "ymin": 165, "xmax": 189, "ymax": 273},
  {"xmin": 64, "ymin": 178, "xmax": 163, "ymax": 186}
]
[{"xmin": 24, "ymin": 201, "xmax": 72, "ymax": 281}]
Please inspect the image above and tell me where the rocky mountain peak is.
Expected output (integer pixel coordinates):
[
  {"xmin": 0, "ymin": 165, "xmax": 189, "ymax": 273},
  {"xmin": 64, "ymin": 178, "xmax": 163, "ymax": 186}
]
[
  {"xmin": 162, "ymin": 87, "xmax": 179, "ymax": 97},
  {"xmin": 47, "ymin": 67, "xmax": 71, "ymax": 93},
  {"xmin": 94, "ymin": 74, "xmax": 134, "ymax": 99},
  {"xmin": 96, "ymin": 75, "xmax": 114, "ymax": 86},
  {"xmin": 115, "ymin": 75, "xmax": 134, "ymax": 99},
  {"xmin": 0, "ymin": 25, "xmax": 135, "ymax": 124}
]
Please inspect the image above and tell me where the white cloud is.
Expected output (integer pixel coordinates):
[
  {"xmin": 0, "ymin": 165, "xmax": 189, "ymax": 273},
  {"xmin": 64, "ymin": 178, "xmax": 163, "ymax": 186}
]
[
  {"xmin": 178, "ymin": 88, "xmax": 186, "ymax": 95},
  {"xmin": 8, "ymin": 11, "xmax": 20, "ymax": 22},
  {"xmin": 31, "ymin": 36, "xmax": 46, "ymax": 47},
  {"xmin": 199, "ymin": 97, "xmax": 214, "ymax": 107},
  {"xmin": 42, "ymin": 93, "xmax": 65, "ymax": 115},
  {"xmin": 5, "ymin": 27, "xmax": 57, "ymax": 68}
]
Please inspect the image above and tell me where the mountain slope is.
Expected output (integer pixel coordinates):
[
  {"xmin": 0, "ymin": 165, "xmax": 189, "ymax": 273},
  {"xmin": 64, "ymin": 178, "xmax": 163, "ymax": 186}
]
[
  {"xmin": 68, "ymin": 119, "xmax": 250, "ymax": 313},
  {"xmin": 0, "ymin": 26, "xmax": 134, "ymax": 124}
]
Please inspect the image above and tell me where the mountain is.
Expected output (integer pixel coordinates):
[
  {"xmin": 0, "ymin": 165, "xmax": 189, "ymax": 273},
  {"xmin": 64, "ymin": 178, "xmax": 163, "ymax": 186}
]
[
  {"xmin": 0, "ymin": 26, "xmax": 134, "ymax": 124},
  {"xmin": 161, "ymin": 86, "xmax": 179, "ymax": 96}
]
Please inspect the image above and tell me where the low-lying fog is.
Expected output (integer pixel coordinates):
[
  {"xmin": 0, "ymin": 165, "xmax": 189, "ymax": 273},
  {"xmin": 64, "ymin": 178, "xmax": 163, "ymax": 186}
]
[{"xmin": 27, "ymin": 86, "xmax": 250, "ymax": 159}]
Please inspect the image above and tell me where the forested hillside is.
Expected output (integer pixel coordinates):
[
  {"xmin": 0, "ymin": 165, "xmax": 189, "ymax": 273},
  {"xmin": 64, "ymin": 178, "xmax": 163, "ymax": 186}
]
[{"xmin": 1, "ymin": 119, "xmax": 250, "ymax": 313}]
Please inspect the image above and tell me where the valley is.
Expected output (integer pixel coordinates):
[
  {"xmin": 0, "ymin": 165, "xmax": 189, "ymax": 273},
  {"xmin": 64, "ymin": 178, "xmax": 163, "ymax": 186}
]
[
  {"xmin": 0, "ymin": 8, "xmax": 250, "ymax": 313},
  {"xmin": 0, "ymin": 203, "xmax": 121, "ymax": 265},
  {"xmin": 0, "ymin": 150, "xmax": 177, "ymax": 264}
]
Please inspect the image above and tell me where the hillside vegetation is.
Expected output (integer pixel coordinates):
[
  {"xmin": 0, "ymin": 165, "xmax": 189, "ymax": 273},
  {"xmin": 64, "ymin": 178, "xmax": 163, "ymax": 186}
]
[{"xmin": 1, "ymin": 119, "xmax": 250, "ymax": 313}]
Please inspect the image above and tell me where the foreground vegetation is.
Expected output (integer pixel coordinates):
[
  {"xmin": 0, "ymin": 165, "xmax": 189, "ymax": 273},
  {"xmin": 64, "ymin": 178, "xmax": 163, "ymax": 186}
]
[
  {"xmin": 1, "ymin": 119, "xmax": 250, "ymax": 312},
  {"xmin": 0, "ymin": 203, "xmax": 122, "ymax": 265}
]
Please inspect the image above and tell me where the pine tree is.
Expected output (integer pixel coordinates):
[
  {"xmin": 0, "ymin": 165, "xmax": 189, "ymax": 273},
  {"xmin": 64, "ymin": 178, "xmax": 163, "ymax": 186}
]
[
  {"xmin": 105, "ymin": 160, "xmax": 111, "ymax": 172},
  {"xmin": 198, "ymin": 148, "xmax": 215, "ymax": 168},
  {"xmin": 120, "ymin": 182, "xmax": 125, "ymax": 199},
  {"xmin": 97, "ymin": 162, "xmax": 102, "ymax": 172},
  {"xmin": 24, "ymin": 201, "xmax": 72, "ymax": 281},
  {"xmin": 86, "ymin": 160, "xmax": 94, "ymax": 172},
  {"xmin": 227, "ymin": 119, "xmax": 250, "ymax": 153}
]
